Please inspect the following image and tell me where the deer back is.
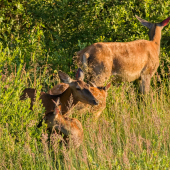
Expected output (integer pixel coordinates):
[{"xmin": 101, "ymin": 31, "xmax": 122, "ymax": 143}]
[{"xmin": 75, "ymin": 15, "xmax": 170, "ymax": 94}]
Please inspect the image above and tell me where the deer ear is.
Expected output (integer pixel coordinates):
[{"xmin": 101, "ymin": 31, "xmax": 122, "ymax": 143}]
[
  {"xmin": 104, "ymin": 82, "xmax": 111, "ymax": 91},
  {"xmin": 52, "ymin": 98, "xmax": 61, "ymax": 115},
  {"xmin": 52, "ymin": 98, "xmax": 59, "ymax": 106},
  {"xmin": 160, "ymin": 16, "xmax": 170, "ymax": 26},
  {"xmin": 135, "ymin": 15, "xmax": 153, "ymax": 29},
  {"xmin": 58, "ymin": 70, "xmax": 72, "ymax": 84},
  {"xmin": 75, "ymin": 68, "xmax": 84, "ymax": 81},
  {"xmin": 55, "ymin": 97, "xmax": 60, "ymax": 106}
]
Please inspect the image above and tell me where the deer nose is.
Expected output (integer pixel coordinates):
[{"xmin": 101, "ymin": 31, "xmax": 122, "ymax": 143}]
[{"xmin": 93, "ymin": 99, "xmax": 99, "ymax": 105}]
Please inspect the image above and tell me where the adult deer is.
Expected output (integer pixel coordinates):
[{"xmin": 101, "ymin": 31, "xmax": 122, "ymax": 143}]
[
  {"xmin": 50, "ymin": 82, "xmax": 111, "ymax": 119},
  {"xmin": 51, "ymin": 68, "xmax": 99, "ymax": 114},
  {"xmin": 20, "ymin": 68, "xmax": 98, "ymax": 114},
  {"xmin": 75, "ymin": 15, "xmax": 170, "ymax": 94},
  {"xmin": 37, "ymin": 98, "xmax": 84, "ymax": 148}
]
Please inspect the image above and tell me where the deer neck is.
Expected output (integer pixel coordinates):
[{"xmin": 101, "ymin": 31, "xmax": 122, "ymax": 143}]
[
  {"xmin": 60, "ymin": 87, "xmax": 78, "ymax": 114},
  {"xmin": 54, "ymin": 114, "xmax": 70, "ymax": 135},
  {"xmin": 152, "ymin": 26, "xmax": 162, "ymax": 55},
  {"xmin": 55, "ymin": 113, "xmax": 66, "ymax": 126}
]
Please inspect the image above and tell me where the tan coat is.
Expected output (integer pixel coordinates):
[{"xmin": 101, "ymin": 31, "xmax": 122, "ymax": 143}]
[{"xmin": 75, "ymin": 16, "xmax": 170, "ymax": 94}]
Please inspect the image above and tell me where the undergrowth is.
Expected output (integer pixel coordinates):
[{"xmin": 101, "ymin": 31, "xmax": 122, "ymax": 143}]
[
  {"xmin": 0, "ymin": 59, "xmax": 170, "ymax": 169},
  {"xmin": 1, "ymin": 1, "xmax": 170, "ymax": 169}
]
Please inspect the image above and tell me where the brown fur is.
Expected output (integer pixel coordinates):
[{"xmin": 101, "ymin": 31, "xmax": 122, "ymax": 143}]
[
  {"xmin": 20, "ymin": 88, "xmax": 61, "ymax": 114},
  {"xmin": 20, "ymin": 68, "xmax": 98, "ymax": 115},
  {"xmin": 48, "ymin": 83, "xmax": 69, "ymax": 95},
  {"xmin": 51, "ymin": 83, "xmax": 111, "ymax": 119},
  {"xmin": 50, "ymin": 68, "xmax": 98, "ymax": 115},
  {"xmin": 39, "ymin": 100, "xmax": 84, "ymax": 148},
  {"xmin": 75, "ymin": 16, "xmax": 170, "ymax": 94},
  {"xmin": 73, "ymin": 83, "xmax": 111, "ymax": 119}
]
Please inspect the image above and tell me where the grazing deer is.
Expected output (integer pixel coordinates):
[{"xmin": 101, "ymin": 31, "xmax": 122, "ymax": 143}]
[
  {"xmin": 37, "ymin": 98, "xmax": 84, "ymax": 148},
  {"xmin": 20, "ymin": 68, "xmax": 98, "ymax": 114},
  {"xmin": 50, "ymin": 82, "xmax": 111, "ymax": 119},
  {"xmin": 75, "ymin": 15, "xmax": 170, "ymax": 94}
]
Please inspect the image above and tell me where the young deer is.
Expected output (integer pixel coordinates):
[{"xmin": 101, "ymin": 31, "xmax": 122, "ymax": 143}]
[
  {"xmin": 50, "ymin": 82, "xmax": 111, "ymax": 119},
  {"xmin": 20, "ymin": 68, "xmax": 98, "ymax": 115},
  {"xmin": 75, "ymin": 15, "xmax": 170, "ymax": 94},
  {"xmin": 37, "ymin": 98, "xmax": 84, "ymax": 148}
]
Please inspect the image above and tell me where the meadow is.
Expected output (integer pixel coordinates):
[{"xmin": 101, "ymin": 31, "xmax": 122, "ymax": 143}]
[{"xmin": 1, "ymin": 0, "xmax": 170, "ymax": 169}]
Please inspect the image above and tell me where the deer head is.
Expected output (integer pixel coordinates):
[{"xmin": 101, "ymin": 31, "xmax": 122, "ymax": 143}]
[
  {"xmin": 136, "ymin": 15, "xmax": 170, "ymax": 41},
  {"xmin": 42, "ymin": 98, "xmax": 62, "ymax": 129},
  {"xmin": 58, "ymin": 68, "xmax": 99, "ymax": 106}
]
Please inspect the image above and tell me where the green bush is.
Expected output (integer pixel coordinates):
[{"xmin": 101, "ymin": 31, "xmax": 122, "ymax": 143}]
[
  {"xmin": 1, "ymin": 0, "xmax": 170, "ymax": 169},
  {"xmin": 1, "ymin": 0, "xmax": 170, "ymax": 73}
]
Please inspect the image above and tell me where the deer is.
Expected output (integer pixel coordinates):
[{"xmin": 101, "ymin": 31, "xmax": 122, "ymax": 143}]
[
  {"xmin": 20, "ymin": 68, "xmax": 99, "ymax": 115},
  {"xmin": 49, "ymin": 68, "xmax": 99, "ymax": 115},
  {"xmin": 50, "ymin": 81, "xmax": 111, "ymax": 119},
  {"xmin": 75, "ymin": 15, "xmax": 170, "ymax": 94},
  {"xmin": 20, "ymin": 88, "xmax": 62, "ymax": 114},
  {"xmin": 37, "ymin": 98, "xmax": 84, "ymax": 148}
]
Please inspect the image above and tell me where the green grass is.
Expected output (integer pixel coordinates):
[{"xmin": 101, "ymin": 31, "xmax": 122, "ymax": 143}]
[
  {"xmin": 1, "ymin": 62, "xmax": 170, "ymax": 170},
  {"xmin": 1, "ymin": 1, "xmax": 170, "ymax": 168}
]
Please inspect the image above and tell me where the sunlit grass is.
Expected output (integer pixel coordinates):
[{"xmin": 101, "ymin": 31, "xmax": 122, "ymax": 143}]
[{"xmin": 1, "ymin": 63, "xmax": 170, "ymax": 169}]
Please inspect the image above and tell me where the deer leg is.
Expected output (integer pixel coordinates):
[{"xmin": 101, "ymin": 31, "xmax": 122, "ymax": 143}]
[
  {"xmin": 139, "ymin": 74, "xmax": 151, "ymax": 94},
  {"xmin": 139, "ymin": 61, "xmax": 159, "ymax": 94}
]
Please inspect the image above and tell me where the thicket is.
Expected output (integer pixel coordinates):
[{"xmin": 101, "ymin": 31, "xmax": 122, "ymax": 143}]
[
  {"xmin": 1, "ymin": 0, "xmax": 170, "ymax": 73},
  {"xmin": 1, "ymin": 0, "xmax": 170, "ymax": 169}
]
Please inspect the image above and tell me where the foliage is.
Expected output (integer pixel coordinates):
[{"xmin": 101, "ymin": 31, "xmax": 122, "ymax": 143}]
[
  {"xmin": 1, "ymin": 0, "xmax": 170, "ymax": 169},
  {"xmin": 1, "ymin": 0, "xmax": 170, "ymax": 72}
]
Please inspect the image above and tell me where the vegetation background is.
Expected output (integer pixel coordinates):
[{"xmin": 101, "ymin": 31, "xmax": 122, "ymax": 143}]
[{"xmin": 1, "ymin": 0, "xmax": 170, "ymax": 169}]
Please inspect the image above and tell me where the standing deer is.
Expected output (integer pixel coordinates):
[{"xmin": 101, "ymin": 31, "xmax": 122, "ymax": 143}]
[
  {"xmin": 75, "ymin": 15, "xmax": 170, "ymax": 94},
  {"xmin": 37, "ymin": 98, "xmax": 84, "ymax": 148},
  {"xmin": 20, "ymin": 68, "xmax": 98, "ymax": 115}
]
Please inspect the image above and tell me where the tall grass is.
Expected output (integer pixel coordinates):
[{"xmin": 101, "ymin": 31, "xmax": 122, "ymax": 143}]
[
  {"xmin": 1, "ymin": 55, "xmax": 170, "ymax": 169},
  {"xmin": 1, "ymin": 2, "xmax": 170, "ymax": 168}
]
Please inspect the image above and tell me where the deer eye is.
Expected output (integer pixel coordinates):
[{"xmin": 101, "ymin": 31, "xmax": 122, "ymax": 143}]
[
  {"xmin": 76, "ymin": 84, "xmax": 81, "ymax": 90},
  {"xmin": 76, "ymin": 87, "xmax": 81, "ymax": 90}
]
